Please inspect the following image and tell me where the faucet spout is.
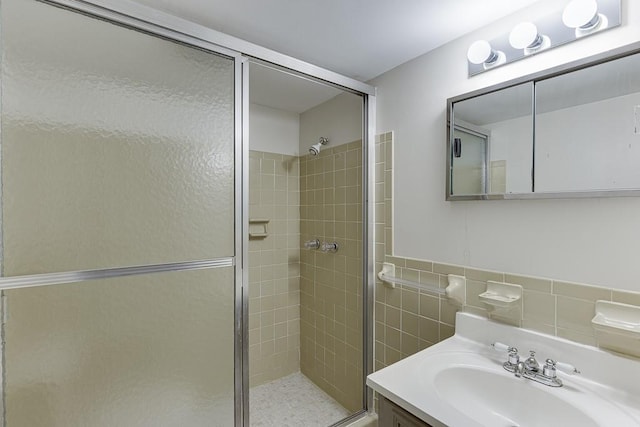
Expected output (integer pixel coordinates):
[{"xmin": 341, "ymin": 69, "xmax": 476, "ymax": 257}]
[{"xmin": 514, "ymin": 361, "xmax": 526, "ymax": 378}]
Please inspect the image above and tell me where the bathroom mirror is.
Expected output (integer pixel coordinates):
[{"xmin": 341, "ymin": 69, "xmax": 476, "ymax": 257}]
[
  {"xmin": 449, "ymin": 83, "xmax": 533, "ymax": 198},
  {"xmin": 447, "ymin": 43, "xmax": 640, "ymax": 200},
  {"xmin": 535, "ymin": 52, "xmax": 640, "ymax": 193}
]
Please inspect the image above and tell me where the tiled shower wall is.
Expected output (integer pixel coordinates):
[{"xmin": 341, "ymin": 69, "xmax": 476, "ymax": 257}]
[
  {"xmin": 374, "ymin": 132, "xmax": 640, "ymax": 374},
  {"xmin": 299, "ymin": 140, "xmax": 364, "ymax": 412},
  {"xmin": 248, "ymin": 151, "xmax": 301, "ymax": 386}
]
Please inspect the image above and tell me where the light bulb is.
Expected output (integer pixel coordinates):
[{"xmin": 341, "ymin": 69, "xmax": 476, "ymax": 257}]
[
  {"xmin": 509, "ymin": 22, "xmax": 550, "ymax": 55},
  {"xmin": 562, "ymin": 0, "xmax": 608, "ymax": 37},
  {"xmin": 467, "ymin": 40, "xmax": 506, "ymax": 69}
]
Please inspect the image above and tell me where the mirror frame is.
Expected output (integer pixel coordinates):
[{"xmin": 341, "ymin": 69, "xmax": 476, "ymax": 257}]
[{"xmin": 446, "ymin": 41, "xmax": 640, "ymax": 201}]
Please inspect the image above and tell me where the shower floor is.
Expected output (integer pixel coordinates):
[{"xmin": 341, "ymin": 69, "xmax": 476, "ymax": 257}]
[{"xmin": 250, "ymin": 372, "xmax": 350, "ymax": 427}]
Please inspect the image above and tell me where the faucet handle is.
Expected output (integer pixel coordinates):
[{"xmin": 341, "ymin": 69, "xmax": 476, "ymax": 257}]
[
  {"xmin": 491, "ymin": 342, "xmax": 513, "ymax": 352},
  {"xmin": 556, "ymin": 361, "xmax": 581, "ymax": 375},
  {"xmin": 543, "ymin": 359, "xmax": 557, "ymax": 378},
  {"xmin": 320, "ymin": 241, "xmax": 339, "ymax": 253},
  {"xmin": 492, "ymin": 342, "xmax": 520, "ymax": 366},
  {"xmin": 304, "ymin": 239, "xmax": 320, "ymax": 250}
]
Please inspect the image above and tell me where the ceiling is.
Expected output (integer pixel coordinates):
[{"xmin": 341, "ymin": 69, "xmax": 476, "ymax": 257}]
[
  {"xmin": 127, "ymin": 0, "xmax": 543, "ymax": 82},
  {"xmin": 249, "ymin": 63, "xmax": 343, "ymax": 113},
  {"xmin": 120, "ymin": 0, "xmax": 546, "ymax": 114}
]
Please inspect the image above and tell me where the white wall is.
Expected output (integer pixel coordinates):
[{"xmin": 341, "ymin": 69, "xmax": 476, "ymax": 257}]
[
  {"xmin": 249, "ymin": 103, "xmax": 300, "ymax": 155},
  {"xmin": 299, "ymin": 92, "xmax": 362, "ymax": 151},
  {"xmin": 371, "ymin": 0, "xmax": 640, "ymax": 291}
]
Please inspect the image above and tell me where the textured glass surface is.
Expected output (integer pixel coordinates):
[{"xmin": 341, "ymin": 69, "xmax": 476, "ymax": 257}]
[
  {"xmin": 2, "ymin": 0, "xmax": 235, "ymax": 275},
  {"xmin": 4, "ymin": 267, "xmax": 235, "ymax": 427}
]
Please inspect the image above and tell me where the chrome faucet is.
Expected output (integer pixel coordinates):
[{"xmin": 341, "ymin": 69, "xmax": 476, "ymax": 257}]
[
  {"xmin": 524, "ymin": 350, "xmax": 540, "ymax": 373},
  {"xmin": 492, "ymin": 342, "xmax": 580, "ymax": 388}
]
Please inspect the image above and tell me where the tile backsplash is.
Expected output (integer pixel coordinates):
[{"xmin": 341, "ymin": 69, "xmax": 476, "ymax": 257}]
[{"xmin": 374, "ymin": 131, "xmax": 640, "ymax": 372}]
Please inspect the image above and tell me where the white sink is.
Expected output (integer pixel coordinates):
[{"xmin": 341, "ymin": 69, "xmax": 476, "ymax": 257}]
[
  {"xmin": 367, "ymin": 313, "xmax": 640, "ymax": 427},
  {"xmin": 435, "ymin": 366, "xmax": 597, "ymax": 427}
]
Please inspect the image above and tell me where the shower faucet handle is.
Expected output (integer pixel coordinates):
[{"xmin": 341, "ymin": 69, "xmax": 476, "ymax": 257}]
[
  {"xmin": 304, "ymin": 239, "xmax": 320, "ymax": 250},
  {"xmin": 320, "ymin": 242, "xmax": 339, "ymax": 253}
]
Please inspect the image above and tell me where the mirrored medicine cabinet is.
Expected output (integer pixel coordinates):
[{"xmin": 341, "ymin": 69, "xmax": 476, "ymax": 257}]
[{"xmin": 447, "ymin": 42, "xmax": 640, "ymax": 200}]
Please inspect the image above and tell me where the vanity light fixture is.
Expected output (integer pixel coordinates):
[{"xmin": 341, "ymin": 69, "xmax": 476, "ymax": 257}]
[
  {"xmin": 562, "ymin": 0, "xmax": 608, "ymax": 37},
  {"xmin": 467, "ymin": 40, "xmax": 505, "ymax": 69},
  {"xmin": 509, "ymin": 22, "xmax": 550, "ymax": 55},
  {"xmin": 466, "ymin": 0, "xmax": 620, "ymax": 76}
]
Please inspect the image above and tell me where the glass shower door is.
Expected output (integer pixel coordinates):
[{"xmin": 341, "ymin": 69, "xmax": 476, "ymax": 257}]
[{"xmin": 0, "ymin": 0, "xmax": 239, "ymax": 425}]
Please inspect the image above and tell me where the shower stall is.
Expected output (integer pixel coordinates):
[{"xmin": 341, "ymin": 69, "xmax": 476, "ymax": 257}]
[
  {"xmin": 247, "ymin": 62, "xmax": 366, "ymax": 425},
  {"xmin": 0, "ymin": 1, "xmax": 375, "ymax": 426}
]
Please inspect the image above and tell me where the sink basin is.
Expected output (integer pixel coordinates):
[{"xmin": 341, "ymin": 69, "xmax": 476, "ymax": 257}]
[
  {"xmin": 367, "ymin": 313, "xmax": 640, "ymax": 427},
  {"xmin": 417, "ymin": 351, "xmax": 638, "ymax": 427},
  {"xmin": 435, "ymin": 366, "xmax": 597, "ymax": 427}
]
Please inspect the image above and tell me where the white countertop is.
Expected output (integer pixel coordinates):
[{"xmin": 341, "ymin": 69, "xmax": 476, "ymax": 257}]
[{"xmin": 367, "ymin": 313, "xmax": 640, "ymax": 427}]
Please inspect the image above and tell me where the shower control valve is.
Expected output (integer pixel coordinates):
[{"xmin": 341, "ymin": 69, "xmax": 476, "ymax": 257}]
[
  {"xmin": 304, "ymin": 239, "xmax": 321, "ymax": 250},
  {"xmin": 320, "ymin": 242, "xmax": 339, "ymax": 253}
]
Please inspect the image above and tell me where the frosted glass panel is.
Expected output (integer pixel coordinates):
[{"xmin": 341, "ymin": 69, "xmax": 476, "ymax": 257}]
[
  {"xmin": 2, "ymin": 0, "xmax": 235, "ymax": 275},
  {"xmin": 4, "ymin": 267, "xmax": 235, "ymax": 426}
]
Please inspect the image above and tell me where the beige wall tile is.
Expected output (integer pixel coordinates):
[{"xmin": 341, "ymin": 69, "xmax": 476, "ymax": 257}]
[
  {"xmin": 440, "ymin": 299, "xmax": 458, "ymax": 325},
  {"xmin": 523, "ymin": 290, "xmax": 556, "ymax": 326},
  {"xmin": 522, "ymin": 319, "xmax": 555, "ymax": 335},
  {"xmin": 384, "ymin": 256, "xmax": 406, "ymax": 268},
  {"xmin": 401, "ymin": 288, "xmax": 419, "ymax": 315},
  {"xmin": 419, "ymin": 293, "xmax": 439, "ymax": 321},
  {"xmin": 433, "ymin": 262, "xmax": 464, "ymax": 276},
  {"xmin": 612, "ymin": 290, "xmax": 640, "ymax": 306},
  {"xmin": 465, "ymin": 267, "xmax": 504, "ymax": 283},
  {"xmin": 405, "ymin": 258, "xmax": 433, "ymax": 272},
  {"xmin": 556, "ymin": 296, "xmax": 595, "ymax": 336},
  {"xmin": 465, "ymin": 279, "xmax": 488, "ymax": 309},
  {"xmin": 557, "ymin": 328, "xmax": 597, "ymax": 346},
  {"xmin": 419, "ymin": 316, "xmax": 439, "ymax": 343},
  {"xmin": 440, "ymin": 324, "xmax": 455, "ymax": 341},
  {"xmin": 300, "ymin": 140, "xmax": 364, "ymax": 411},
  {"xmin": 249, "ymin": 150, "xmax": 301, "ymax": 387},
  {"xmin": 553, "ymin": 281, "xmax": 612, "ymax": 302},
  {"xmin": 419, "ymin": 271, "xmax": 441, "ymax": 287},
  {"xmin": 401, "ymin": 311, "xmax": 420, "ymax": 337},
  {"xmin": 504, "ymin": 273, "xmax": 552, "ymax": 293}
]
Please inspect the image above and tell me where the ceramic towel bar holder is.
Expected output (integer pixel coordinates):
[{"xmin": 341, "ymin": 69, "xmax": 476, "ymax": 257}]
[{"xmin": 377, "ymin": 262, "xmax": 466, "ymax": 306}]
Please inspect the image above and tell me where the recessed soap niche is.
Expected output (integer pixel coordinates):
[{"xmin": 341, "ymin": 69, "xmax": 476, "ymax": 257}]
[{"xmin": 248, "ymin": 218, "xmax": 269, "ymax": 239}]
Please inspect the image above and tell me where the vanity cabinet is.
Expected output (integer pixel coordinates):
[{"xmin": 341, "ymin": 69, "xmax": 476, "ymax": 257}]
[{"xmin": 379, "ymin": 397, "xmax": 433, "ymax": 427}]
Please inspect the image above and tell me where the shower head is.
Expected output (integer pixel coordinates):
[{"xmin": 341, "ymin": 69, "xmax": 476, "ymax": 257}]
[
  {"xmin": 309, "ymin": 137, "xmax": 329, "ymax": 156},
  {"xmin": 309, "ymin": 143, "xmax": 322, "ymax": 156}
]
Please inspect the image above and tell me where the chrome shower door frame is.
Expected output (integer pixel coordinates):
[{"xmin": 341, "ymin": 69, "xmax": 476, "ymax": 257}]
[
  {"xmin": 4, "ymin": 1, "xmax": 246, "ymax": 425},
  {"xmin": 15, "ymin": 1, "xmax": 378, "ymax": 425},
  {"xmin": 242, "ymin": 57, "xmax": 377, "ymax": 425}
]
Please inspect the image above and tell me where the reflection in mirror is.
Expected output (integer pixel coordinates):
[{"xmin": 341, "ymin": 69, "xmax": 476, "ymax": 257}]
[
  {"xmin": 535, "ymin": 53, "xmax": 640, "ymax": 192},
  {"xmin": 450, "ymin": 83, "xmax": 533, "ymax": 198},
  {"xmin": 451, "ymin": 127, "xmax": 487, "ymax": 194}
]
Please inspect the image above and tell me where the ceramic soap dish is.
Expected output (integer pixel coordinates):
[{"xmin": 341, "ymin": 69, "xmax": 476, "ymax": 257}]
[
  {"xmin": 592, "ymin": 300, "xmax": 640, "ymax": 358},
  {"xmin": 479, "ymin": 281, "xmax": 522, "ymax": 312}
]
